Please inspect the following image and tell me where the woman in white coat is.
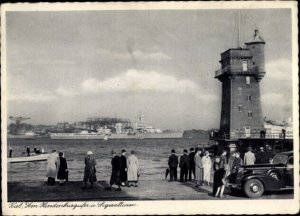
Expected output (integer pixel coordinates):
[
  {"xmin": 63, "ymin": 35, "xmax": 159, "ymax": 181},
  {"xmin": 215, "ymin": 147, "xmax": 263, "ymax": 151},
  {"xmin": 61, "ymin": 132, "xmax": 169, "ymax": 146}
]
[
  {"xmin": 127, "ymin": 151, "xmax": 139, "ymax": 187},
  {"xmin": 202, "ymin": 151, "xmax": 212, "ymax": 186},
  {"xmin": 46, "ymin": 150, "xmax": 59, "ymax": 185}
]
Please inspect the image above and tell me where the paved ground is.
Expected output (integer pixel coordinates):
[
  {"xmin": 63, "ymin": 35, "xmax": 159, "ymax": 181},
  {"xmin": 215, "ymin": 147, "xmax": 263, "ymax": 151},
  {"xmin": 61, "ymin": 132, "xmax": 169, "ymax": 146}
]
[{"xmin": 7, "ymin": 180, "xmax": 293, "ymax": 202}]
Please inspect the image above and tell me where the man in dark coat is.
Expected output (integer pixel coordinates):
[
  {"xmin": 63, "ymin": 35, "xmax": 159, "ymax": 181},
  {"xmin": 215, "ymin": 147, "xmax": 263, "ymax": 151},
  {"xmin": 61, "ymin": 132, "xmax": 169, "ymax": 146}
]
[
  {"xmin": 107, "ymin": 150, "xmax": 122, "ymax": 191},
  {"xmin": 57, "ymin": 152, "xmax": 68, "ymax": 185},
  {"xmin": 83, "ymin": 151, "xmax": 97, "ymax": 189},
  {"xmin": 188, "ymin": 147, "xmax": 196, "ymax": 181},
  {"xmin": 168, "ymin": 149, "xmax": 178, "ymax": 181},
  {"xmin": 26, "ymin": 146, "xmax": 30, "ymax": 156},
  {"xmin": 179, "ymin": 149, "xmax": 190, "ymax": 182},
  {"xmin": 256, "ymin": 147, "xmax": 267, "ymax": 164},
  {"xmin": 119, "ymin": 149, "xmax": 128, "ymax": 186},
  {"xmin": 9, "ymin": 147, "xmax": 13, "ymax": 158}
]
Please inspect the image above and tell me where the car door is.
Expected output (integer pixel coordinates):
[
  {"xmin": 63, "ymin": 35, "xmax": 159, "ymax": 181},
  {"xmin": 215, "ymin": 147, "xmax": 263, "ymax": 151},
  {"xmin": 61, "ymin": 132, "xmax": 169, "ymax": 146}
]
[{"xmin": 284, "ymin": 156, "xmax": 293, "ymax": 187}]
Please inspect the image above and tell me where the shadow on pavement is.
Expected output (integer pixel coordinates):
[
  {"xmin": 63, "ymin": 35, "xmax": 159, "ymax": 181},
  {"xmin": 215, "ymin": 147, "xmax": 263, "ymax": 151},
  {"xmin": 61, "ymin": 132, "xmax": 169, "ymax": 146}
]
[
  {"xmin": 178, "ymin": 180, "xmax": 212, "ymax": 194},
  {"xmin": 8, "ymin": 181, "xmax": 140, "ymax": 202}
]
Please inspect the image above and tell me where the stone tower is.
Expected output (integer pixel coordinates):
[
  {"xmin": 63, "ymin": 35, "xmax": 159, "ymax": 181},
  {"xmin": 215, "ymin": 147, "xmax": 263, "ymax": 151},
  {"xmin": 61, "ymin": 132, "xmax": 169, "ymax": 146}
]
[{"xmin": 215, "ymin": 29, "xmax": 266, "ymax": 139}]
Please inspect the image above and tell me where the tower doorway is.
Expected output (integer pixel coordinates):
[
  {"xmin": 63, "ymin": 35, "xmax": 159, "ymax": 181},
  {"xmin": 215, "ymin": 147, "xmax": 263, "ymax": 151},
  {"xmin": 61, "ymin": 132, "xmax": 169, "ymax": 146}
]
[{"xmin": 244, "ymin": 126, "xmax": 251, "ymax": 138}]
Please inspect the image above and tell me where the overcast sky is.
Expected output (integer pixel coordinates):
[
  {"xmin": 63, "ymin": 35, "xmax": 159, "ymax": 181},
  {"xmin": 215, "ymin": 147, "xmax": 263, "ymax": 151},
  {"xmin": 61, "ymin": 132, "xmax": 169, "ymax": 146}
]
[{"xmin": 5, "ymin": 9, "xmax": 293, "ymax": 130}]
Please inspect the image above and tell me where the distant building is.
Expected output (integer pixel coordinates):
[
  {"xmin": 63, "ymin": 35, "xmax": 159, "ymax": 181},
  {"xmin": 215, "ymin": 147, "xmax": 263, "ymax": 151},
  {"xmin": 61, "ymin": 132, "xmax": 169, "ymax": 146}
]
[
  {"xmin": 215, "ymin": 29, "xmax": 266, "ymax": 139},
  {"xmin": 115, "ymin": 123, "xmax": 123, "ymax": 134}
]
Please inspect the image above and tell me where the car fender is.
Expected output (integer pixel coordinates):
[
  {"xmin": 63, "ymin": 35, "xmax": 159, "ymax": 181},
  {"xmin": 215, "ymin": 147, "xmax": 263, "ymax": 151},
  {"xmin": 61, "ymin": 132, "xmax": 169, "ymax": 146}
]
[
  {"xmin": 242, "ymin": 174, "xmax": 265, "ymax": 186},
  {"xmin": 266, "ymin": 168, "xmax": 282, "ymax": 179},
  {"xmin": 242, "ymin": 174, "xmax": 283, "ymax": 191}
]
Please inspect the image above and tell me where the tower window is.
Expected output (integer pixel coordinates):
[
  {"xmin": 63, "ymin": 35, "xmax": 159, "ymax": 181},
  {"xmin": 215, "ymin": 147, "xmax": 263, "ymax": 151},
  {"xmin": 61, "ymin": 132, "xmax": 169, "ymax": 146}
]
[
  {"xmin": 237, "ymin": 87, "xmax": 242, "ymax": 95},
  {"xmin": 238, "ymin": 105, "xmax": 243, "ymax": 112},
  {"xmin": 247, "ymin": 95, "xmax": 252, "ymax": 101},
  {"xmin": 246, "ymin": 76, "xmax": 251, "ymax": 84},
  {"xmin": 253, "ymin": 62, "xmax": 256, "ymax": 65},
  {"xmin": 242, "ymin": 61, "xmax": 248, "ymax": 72},
  {"xmin": 248, "ymin": 111, "xmax": 253, "ymax": 118}
]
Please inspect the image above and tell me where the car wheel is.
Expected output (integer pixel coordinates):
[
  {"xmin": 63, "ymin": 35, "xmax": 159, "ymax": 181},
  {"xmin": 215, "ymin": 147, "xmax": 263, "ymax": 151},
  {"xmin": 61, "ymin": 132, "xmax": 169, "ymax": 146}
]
[{"xmin": 243, "ymin": 179, "xmax": 264, "ymax": 198}]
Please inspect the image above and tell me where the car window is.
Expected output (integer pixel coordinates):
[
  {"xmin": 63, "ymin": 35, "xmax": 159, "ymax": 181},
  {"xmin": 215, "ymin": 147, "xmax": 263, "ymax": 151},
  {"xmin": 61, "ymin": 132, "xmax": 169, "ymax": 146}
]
[{"xmin": 272, "ymin": 154, "xmax": 288, "ymax": 164}]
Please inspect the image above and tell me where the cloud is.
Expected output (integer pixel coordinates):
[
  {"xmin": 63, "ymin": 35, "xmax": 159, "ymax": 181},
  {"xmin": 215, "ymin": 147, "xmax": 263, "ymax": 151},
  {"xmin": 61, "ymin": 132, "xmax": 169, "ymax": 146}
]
[
  {"xmin": 9, "ymin": 70, "xmax": 217, "ymax": 104},
  {"xmin": 96, "ymin": 49, "xmax": 171, "ymax": 61},
  {"xmin": 261, "ymin": 92, "xmax": 293, "ymax": 119},
  {"xmin": 14, "ymin": 59, "xmax": 75, "ymax": 66},
  {"xmin": 55, "ymin": 86, "xmax": 78, "ymax": 96},
  {"xmin": 8, "ymin": 91, "xmax": 57, "ymax": 103},
  {"xmin": 261, "ymin": 92, "xmax": 292, "ymax": 111},
  {"xmin": 81, "ymin": 69, "xmax": 198, "ymax": 95},
  {"xmin": 131, "ymin": 50, "xmax": 171, "ymax": 61},
  {"xmin": 261, "ymin": 93, "xmax": 284, "ymax": 103},
  {"xmin": 53, "ymin": 69, "xmax": 218, "ymax": 102},
  {"xmin": 265, "ymin": 58, "xmax": 292, "ymax": 81},
  {"xmin": 8, "ymin": 86, "xmax": 78, "ymax": 103}
]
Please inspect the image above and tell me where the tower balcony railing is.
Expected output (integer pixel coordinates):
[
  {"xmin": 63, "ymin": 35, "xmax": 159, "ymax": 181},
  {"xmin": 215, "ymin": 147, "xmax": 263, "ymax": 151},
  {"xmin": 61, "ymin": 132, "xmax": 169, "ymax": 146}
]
[
  {"xmin": 215, "ymin": 66, "xmax": 261, "ymax": 78},
  {"xmin": 210, "ymin": 131, "xmax": 293, "ymax": 140}
]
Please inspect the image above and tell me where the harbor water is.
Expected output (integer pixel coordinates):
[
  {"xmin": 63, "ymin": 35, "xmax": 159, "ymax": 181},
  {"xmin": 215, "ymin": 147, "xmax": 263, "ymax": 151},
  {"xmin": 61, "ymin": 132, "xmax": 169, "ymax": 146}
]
[{"xmin": 7, "ymin": 137, "xmax": 209, "ymax": 182}]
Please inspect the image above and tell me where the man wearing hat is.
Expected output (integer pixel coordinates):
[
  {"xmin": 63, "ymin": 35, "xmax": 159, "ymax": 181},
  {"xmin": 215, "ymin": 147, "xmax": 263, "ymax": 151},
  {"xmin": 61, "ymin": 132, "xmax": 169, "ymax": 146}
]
[
  {"xmin": 179, "ymin": 149, "xmax": 190, "ymax": 182},
  {"xmin": 26, "ymin": 146, "xmax": 30, "ymax": 156},
  {"xmin": 119, "ymin": 149, "xmax": 128, "ymax": 186},
  {"xmin": 107, "ymin": 150, "xmax": 122, "ymax": 191},
  {"xmin": 168, "ymin": 149, "xmax": 178, "ymax": 181},
  {"xmin": 256, "ymin": 147, "xmax": 267, "ymax": 164},
  {"xmin": 188, "ymin": 147, "xmax": 196, "ymax": 181},
  {"xmin": 83, "ymin": 151, "xmax": 97, "ymax": 189}
]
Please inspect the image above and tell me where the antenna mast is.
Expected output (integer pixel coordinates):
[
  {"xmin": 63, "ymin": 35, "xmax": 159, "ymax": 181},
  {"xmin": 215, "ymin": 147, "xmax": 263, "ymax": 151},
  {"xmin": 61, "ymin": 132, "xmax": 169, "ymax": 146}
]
[{"xmin": 236, "ymin": 10, "xmax": 241, "ymax": 48}]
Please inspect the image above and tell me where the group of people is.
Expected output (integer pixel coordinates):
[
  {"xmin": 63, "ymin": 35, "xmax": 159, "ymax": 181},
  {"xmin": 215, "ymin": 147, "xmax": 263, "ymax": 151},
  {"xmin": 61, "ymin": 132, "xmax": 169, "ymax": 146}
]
[
  {"xmin": 213, "ymin": 150, "xmax": 243, "ymax": 198},
  {"xmin": 167, "ymin": 148, "xmax": 212, "ymax": 187},
  {"xmin": 45, "ymin": 145, "xmax": 272, "ymax": 197},
  {"xmin": 46, "ymin": 149, "xmax": 140, "ymax": 191},
  {"xmin": 22, "ymin": 146, "xmax": 45, "ymax": 156},
  {"xmin": 106, "ymin": 150, "xmax": 139, "ymax": 191},
  {"xmin": 8, "ymin": 146, "xmax": 46, "ymax": 158},
  {"xmin": 167, "ymin": 147, "xmax": 248, "ymax": 198},
  {"xmin": 240, "ymin": 146, "xmax": 273, "ymax": 166},
  {"xmin": 213, "ymin": 147, "xmax": 269, "ymax": 197},
  {"xmin": 46, "ymin": 150, "xmax": 68, "ymax": 186},
  {"xmin": 82, "ymin": 149, "xmax": 140, "ymax": 191}
]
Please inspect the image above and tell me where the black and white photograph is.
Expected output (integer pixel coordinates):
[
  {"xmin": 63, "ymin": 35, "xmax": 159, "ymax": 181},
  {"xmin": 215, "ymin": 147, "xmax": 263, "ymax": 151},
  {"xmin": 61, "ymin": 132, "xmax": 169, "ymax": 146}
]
[{"xmin": 1, "ymin": 2, "xmax": 299, "ymax": 215}]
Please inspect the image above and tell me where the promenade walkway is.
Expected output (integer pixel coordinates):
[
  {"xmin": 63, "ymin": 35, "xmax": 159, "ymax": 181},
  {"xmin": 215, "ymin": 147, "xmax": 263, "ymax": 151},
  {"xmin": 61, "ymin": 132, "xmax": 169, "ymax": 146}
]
[
  {"xmin": 8, "ymin": 179, "xmax": 292, "ymax": 201},
  {"xmin": 8, "ymin": 180, "xmax": 221, "ymax": 202}
]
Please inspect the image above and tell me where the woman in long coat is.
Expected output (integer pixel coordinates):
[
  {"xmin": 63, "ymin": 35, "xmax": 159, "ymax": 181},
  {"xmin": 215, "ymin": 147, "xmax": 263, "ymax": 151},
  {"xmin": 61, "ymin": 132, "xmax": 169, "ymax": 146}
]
[
  {"xmin": 57, "ymin": 152, "xmax": 68, "ymax": 185},
  {"xmin": 46, "ymin": 150, "xmax": 58, "ymax": 185},
  {"xmin": 127, "ymin": 151, "xmax": 139, "ymax": 187},
  {"xmin": 202, "ymin": 151, "xmax": 212, "ymax": 186},
  {"xmin": 83, "ymin": 151, "xmax": 97, "ymax": 188},
  {"xmin": 213, "ymin": 157, "xmax": 221, "ymax": 196},
  {"xmin": 214, "ymin": 150, "xmax": 227, "ymax": 198},
  {"xmin": 194, "ymin": 149, "xmax": 203, "ymax": 187}
]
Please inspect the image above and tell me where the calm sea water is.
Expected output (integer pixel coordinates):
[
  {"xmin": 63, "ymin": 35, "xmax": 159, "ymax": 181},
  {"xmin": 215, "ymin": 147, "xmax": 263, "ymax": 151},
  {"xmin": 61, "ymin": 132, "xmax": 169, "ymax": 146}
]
[{"xmin": 7, "ymin": 137, "xmax": 209, "ymax": 182}]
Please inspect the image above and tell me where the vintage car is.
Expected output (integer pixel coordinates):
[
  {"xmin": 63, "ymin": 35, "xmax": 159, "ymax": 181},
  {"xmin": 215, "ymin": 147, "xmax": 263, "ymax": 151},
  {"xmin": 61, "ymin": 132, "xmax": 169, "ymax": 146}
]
[{"xmin": 226, "ymin": 151, "xmax": 293, "ymax": 198}]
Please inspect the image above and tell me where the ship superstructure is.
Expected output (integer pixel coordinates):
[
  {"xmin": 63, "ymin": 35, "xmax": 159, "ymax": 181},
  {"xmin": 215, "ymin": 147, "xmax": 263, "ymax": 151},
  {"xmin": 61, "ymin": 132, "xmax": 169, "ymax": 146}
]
[{"xmin": 50, "ymin": 116, "xmax": 183, "ymax": 140}]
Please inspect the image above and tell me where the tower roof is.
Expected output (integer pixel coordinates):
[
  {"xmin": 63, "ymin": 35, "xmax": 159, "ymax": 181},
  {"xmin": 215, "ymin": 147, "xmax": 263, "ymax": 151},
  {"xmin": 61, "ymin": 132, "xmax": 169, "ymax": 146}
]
[{"xmin": 245, "ymin": 29, "xmax": 265, "ymax": 44}]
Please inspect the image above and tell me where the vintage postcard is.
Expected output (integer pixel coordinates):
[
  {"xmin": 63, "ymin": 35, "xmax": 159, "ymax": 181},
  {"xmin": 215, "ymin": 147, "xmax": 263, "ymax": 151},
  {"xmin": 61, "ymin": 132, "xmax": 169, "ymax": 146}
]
[{"xmin": 1, "ymin": 1, "xmax": 299, "ymax": 215}]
